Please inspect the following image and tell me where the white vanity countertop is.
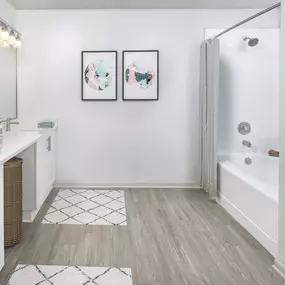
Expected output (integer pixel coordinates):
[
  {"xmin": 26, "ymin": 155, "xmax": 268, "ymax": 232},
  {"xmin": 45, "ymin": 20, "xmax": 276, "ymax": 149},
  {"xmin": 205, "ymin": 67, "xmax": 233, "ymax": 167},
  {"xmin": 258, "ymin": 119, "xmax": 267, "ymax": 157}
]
[{"xmin": 0, "ymin": 131, "xmax": 42, "ymax": 165}]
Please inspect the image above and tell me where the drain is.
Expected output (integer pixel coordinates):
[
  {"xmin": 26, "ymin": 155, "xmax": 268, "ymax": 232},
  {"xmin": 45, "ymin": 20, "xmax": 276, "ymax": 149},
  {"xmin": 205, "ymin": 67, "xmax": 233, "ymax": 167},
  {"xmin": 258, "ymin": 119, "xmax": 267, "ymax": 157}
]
[{"xmin": 245, "ymin": 158, "xmax": 252, "ymax": 165}]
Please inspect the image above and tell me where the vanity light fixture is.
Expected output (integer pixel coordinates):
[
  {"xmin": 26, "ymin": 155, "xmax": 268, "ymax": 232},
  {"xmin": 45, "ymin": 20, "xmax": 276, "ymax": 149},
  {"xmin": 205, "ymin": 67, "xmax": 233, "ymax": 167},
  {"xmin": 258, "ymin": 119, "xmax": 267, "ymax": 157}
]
[
  {"xmin": 0, "ymin": 40, "xmax": 9, "ymax": 47},
  {"xmin": 0, "ymin": 26, "xmax": 9, "ymax": 41},
  {"xmin": 0, "ymin": 17, "xmax": 22, "ymax": 48},
  {"xmin": 8, "ymin": 31, "xmax": 16, "ymax": 45},
  {"xmin": 14, "ymin": 35, "xmax": 22, "ymax": 48}
]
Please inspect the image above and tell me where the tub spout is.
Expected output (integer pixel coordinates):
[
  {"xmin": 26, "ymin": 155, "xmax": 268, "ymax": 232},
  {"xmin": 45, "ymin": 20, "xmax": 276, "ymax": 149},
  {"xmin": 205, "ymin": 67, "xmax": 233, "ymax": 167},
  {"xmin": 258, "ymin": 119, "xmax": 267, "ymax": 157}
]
[{"xmin": 242, "ymin": 140, "xmax": 252, "ymax": 148}]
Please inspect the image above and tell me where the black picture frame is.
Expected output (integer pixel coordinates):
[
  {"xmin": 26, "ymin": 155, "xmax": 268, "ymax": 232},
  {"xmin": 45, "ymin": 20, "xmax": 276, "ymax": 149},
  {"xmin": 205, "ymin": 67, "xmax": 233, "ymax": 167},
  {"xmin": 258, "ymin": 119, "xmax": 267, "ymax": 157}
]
[
  {"xmin": 81, "ymin": 51, "xmax": 118, "ymax": 101},
  {"xmin": 122, "ymin": 50, "xmax": 159, "ymax": 101}
]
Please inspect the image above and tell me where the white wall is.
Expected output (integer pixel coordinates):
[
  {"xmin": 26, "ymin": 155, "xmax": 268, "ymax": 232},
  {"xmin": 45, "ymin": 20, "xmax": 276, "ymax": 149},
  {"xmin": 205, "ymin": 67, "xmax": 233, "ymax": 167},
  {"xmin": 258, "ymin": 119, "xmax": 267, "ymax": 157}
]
[
  {"xmin": 206, "ymin": 29, "xmax": 279, "ymax": 156},
  {"xmin": 276, "ymin": 0, "xmax": 285, "ymax": 273},
  {"xmin": 16, "ymin": 9, "xmax": 280, "ymax": 186},
  {"xmin": 0, "ymin": 0, "xmax": 15, "ymax": 25}
]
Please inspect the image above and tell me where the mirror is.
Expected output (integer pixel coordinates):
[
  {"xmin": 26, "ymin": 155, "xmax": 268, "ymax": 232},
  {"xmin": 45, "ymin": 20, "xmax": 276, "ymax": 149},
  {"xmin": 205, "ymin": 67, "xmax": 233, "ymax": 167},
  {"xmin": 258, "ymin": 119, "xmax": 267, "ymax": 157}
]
[{"xmin": 0, "ymin": 48, "xmax": 17, "ymax": 119}]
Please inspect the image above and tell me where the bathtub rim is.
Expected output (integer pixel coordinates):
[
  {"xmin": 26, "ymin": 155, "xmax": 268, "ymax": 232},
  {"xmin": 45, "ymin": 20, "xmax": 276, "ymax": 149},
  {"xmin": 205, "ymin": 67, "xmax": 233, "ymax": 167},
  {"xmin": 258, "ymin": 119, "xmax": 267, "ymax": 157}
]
[{"xmin": 219, "ymin": 157, "xmax": 278, "ymax": 202}]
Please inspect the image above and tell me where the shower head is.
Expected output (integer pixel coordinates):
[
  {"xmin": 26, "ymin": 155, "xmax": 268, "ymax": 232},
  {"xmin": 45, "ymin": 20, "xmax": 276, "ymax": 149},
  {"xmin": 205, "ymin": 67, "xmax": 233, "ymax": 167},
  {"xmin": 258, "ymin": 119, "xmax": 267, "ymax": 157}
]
[{"xmin": 243, "ymin": 36, "xmax": 259, "ymax": 47}]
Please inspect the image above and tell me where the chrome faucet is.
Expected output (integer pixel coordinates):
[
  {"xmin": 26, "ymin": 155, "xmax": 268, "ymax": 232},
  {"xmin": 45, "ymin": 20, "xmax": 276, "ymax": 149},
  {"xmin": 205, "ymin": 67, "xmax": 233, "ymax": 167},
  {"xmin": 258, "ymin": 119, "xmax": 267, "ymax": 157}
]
[
  {"xmin": 0, "ymin": 118, "xmax": 19, "ymax": 132},
  {"xmin": 242, "ymin": 140, "xmax": 252, "ymax": 148}
]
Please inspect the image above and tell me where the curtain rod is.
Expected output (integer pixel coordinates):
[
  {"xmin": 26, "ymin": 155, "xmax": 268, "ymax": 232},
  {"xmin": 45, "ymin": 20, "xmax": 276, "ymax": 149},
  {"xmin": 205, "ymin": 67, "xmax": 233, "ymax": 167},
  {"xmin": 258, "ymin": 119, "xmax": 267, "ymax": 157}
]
[{"xmin": 213, "ymin": 2, "xmax": 281, "ymax": 39}]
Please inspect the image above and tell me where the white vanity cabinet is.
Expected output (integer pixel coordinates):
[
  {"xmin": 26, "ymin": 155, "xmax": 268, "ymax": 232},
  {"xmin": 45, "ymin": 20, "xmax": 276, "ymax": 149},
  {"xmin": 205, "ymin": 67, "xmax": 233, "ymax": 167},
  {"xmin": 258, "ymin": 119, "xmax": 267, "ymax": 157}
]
[
  {"xmin": 36, "ymin": 130, "xmax": 56, "ymax": 210},
  {"xmin": 21, "ymin": 130, "xmax": 56, "ymax": 221}
]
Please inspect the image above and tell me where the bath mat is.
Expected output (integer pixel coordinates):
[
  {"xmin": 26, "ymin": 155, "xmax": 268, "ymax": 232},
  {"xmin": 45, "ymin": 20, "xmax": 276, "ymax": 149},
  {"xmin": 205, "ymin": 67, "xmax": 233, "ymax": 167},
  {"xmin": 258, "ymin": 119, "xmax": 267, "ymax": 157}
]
[
  {"xmin": 42, "ymin": 189, "xmax": 127, "ymax": 226},
  {"xmin": 8, "ymin": 264, "xmax": 132, "ymax": 285}
]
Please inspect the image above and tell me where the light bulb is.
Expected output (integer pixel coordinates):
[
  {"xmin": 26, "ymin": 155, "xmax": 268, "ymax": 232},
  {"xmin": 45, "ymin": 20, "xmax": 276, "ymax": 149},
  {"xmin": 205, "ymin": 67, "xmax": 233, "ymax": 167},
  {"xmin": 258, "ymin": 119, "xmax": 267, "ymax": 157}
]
[
  {"xmin": 0, "ymin": 26, "xmax": 9, "ymax": 41},
  {"xmin": 14, "ymin": 37, "xmax": 22, "ymax": 48},
  {"xmin": 8, "ymin": 32, "xmax": 16, "ymax": 45},
  {"xmin": 0, "ymin": 40, "xmax": 10, "ymax": 47}
]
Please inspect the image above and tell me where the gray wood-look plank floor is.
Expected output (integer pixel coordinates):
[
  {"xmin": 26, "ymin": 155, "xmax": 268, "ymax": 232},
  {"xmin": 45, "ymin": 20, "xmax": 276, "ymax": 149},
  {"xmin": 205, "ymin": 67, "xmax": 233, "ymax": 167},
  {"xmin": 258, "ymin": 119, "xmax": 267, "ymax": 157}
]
[{"xmin": 0, "ymin": 188, "xmax": 284, "ymax": 285}]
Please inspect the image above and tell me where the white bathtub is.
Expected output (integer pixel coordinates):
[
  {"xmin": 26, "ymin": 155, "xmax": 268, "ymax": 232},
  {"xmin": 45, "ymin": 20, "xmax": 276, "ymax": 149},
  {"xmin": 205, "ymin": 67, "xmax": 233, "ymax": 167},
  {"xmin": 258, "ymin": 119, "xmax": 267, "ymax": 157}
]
[{"xmin": 218, "ymin": 154, "xmax": 279, "ymax": 257}]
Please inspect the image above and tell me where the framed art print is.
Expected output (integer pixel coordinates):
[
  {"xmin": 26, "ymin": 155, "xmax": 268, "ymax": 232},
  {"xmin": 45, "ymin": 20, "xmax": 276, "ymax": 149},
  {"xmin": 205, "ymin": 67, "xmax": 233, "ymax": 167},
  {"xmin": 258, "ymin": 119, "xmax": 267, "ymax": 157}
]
[
  {"xmin": 123, "ymin": 50, "xmax": 159, "ymax": 101},
  {"xmin": 82, "ymin": 51, "xmax": 117, "ymax": 101}
]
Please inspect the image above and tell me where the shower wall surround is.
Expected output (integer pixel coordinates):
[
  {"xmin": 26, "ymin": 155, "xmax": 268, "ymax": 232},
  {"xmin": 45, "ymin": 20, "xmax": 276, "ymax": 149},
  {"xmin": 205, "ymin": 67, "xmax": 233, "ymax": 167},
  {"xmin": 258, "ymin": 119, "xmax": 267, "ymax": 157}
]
[
  {"xmin": 206, "ymin": 28, "xmax": 279, "ymax": 155},
  {"xmin": 16, "ymin": 10, "xmax": 279, "ymax": 187}
]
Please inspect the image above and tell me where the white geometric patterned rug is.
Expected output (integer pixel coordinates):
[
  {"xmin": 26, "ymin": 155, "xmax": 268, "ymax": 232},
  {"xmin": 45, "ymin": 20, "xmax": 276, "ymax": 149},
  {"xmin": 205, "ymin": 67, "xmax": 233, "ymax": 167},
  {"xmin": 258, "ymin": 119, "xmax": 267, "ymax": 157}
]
[
  {"xmin": 8, "ymin": 264, "xmax": 132, "ymax": 285},
  {"xmin": 42, "ymin": 189, "xmax": 127, "ymax": 226}
]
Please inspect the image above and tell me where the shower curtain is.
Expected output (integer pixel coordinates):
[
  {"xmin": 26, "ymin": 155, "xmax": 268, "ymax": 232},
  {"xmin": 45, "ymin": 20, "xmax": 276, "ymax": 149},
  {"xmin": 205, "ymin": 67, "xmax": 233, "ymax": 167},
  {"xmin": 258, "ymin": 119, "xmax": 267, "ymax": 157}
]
[{"xmin": 200, "ymin": 38, "xmax": 220, "ymax": 202}]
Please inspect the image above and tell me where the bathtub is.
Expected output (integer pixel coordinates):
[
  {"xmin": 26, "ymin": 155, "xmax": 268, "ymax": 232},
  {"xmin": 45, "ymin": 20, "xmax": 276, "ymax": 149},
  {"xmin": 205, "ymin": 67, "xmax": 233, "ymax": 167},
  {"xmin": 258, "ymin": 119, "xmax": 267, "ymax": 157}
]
[{"xmin": 218, "ymin": 154, "xmax": 279, "ymax": 257}]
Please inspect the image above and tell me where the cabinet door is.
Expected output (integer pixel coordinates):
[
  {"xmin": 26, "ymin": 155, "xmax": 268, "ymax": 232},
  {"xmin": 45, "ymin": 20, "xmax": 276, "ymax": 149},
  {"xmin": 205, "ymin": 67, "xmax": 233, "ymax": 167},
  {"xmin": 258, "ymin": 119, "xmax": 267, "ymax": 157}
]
[
  {"xmin": 36, "ymin": 133, "xmax": 54, "ymax": 209},
  {"xmin": 36, "ymin": 135, "xmax": 48, "ymax": 208},
  {"xmin": 20, "ymin": 131, "xmax": 56, "ymax": 212},
  {"xmin": 47, "ymin": 132, "xmax": 56, "ymax": 187},
  {"xmin": 20, "ymin": 144, "xmax": 37, "ymax": 211}
]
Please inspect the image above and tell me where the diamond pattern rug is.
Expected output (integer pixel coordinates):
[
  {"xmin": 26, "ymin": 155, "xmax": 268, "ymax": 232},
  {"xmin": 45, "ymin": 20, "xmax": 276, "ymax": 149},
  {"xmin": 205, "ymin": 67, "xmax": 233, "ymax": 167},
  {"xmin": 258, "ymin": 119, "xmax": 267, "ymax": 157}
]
[
  {"xmin": 8, "ymin": 264, "xmax": 132, "ymax": 285},
  {"xmin": 42, "ymin": 189, "xmax": 127, "ymax": 226}
]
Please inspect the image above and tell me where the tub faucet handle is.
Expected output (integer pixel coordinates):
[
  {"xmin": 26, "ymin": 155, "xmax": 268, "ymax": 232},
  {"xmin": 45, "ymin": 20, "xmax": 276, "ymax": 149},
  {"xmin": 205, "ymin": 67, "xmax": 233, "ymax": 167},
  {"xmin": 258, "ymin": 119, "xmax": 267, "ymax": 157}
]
[{"xmin": 268, "ymin": 150, "xmax": 279, "ymax": 157}]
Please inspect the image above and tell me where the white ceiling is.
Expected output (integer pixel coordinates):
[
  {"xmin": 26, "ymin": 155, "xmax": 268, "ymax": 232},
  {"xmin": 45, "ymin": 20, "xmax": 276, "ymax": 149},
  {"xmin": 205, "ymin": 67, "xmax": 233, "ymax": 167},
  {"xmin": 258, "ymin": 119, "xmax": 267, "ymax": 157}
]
[{"xmin": 7, "ymin": 0, "xmax": 279, "ymax": 10}]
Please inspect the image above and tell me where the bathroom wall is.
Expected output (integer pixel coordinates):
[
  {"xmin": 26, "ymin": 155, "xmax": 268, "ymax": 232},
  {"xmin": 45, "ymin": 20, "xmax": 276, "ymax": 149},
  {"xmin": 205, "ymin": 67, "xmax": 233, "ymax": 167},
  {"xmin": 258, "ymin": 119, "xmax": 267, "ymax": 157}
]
[
  {"xmin": 16, "ymin": 9, "xmax": 280, "ymax": 187},
  {"xmin": 0, "ymin": 0, "xmax": 15, "ymax": 24},
  {"xmin": 206, "ymin": 28, "xmax": 279, "ymax": 155},
  {"xmin": 277, "ymin": 0, "xmax": 285, "ymax": 271}
]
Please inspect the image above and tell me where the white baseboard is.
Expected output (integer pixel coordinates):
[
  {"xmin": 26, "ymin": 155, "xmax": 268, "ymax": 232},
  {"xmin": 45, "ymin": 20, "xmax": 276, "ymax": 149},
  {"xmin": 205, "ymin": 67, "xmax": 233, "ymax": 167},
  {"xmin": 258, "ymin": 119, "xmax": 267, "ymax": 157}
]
[
  {"xmin": 23, "ymin": 209, "xmax": 38, "ymax": 223},
  {"xmin": 54, "ymin": 181, "xmax": 201, "ymax": 189},
  {"xmin": 273, "ymin": 260, "xmax": 285, "ymax": 280},
  {"xmin": 218, "ymin": 194, "xmax": 278, "ymax": 257}
]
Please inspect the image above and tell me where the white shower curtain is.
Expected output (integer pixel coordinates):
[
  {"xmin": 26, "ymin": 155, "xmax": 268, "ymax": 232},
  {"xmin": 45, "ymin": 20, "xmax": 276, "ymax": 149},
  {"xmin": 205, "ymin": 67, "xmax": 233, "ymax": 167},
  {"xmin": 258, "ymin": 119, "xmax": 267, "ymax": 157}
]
[{"xmin": 200, "ymin": 38, "xmax": 220, "ymax": 202}]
